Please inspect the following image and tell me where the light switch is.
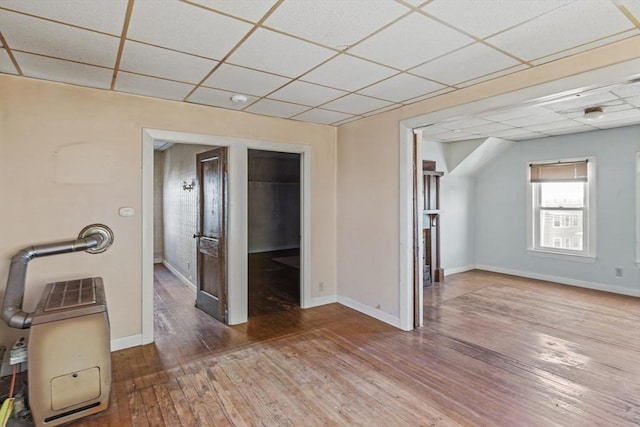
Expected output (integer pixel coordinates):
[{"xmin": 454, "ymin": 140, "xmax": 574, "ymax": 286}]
[{"xmin": 118, "ymin": 207, "xmax": 135, "ymax": 217}]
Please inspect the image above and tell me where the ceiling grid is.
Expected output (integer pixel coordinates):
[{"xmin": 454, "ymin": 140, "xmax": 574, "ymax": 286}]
[{"xmin": 0, "ymin": 0, "xmax": 637, "ymax": 132}]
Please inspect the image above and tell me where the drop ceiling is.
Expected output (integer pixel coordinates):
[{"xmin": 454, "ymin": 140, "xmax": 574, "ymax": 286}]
[{"xmin": 0, "ymin": 0, "xmax": 639, "ymax": 130}]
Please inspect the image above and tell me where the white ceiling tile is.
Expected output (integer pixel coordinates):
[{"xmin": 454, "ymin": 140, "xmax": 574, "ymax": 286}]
[
  {"xmin": 245, "ymin": 99, "xmax": 310, "ymax": 118},
  {"xmin": 293, "ymin": 108, "xmax": 354, "ymax": 125},
  {"xmin": 269, "ymin": 81, "xmax": 347, "ymax": 106},
  {"xmin": 523, "ymin": 119, "xmax": 584, "ymax": 133},
  {"xmin": 203, "ymin": 64, "xmax": 290, "ymax": 97},
  {"xmin": 349, "ymin": 13, "xmax": 474, "ymax": 70},
  {"xmin": 0, "ymin": 0, "xmax": 129, "ymax": 35},
  {"xmin": 489, "ymin": 128, "xmax": 543, "ymax": 139},
  {"xmin": 0, "ymin": 49, "xmax": 18, "ymax": 74},
  {"xmin": 545, "ymin": 91, "xmax": 620, "ymax": 113},
  {"xmin": 120, "ymin": 41, "xmax": 217, "ymax": 84},
  {"xmin": 0, "ymin": 10, "xmax": 120, "ymax": 67},
  {"xmin": 114, "ymin": 72, "xmax": 194, "ymax": 101},
  {"xmin": 612, "ymin": 82, "xmax": 640, "ymax": 98},
  {"xmin": 301, "ymin": 54, "xmax": 396, "ymax": 91},
  {"xmin": 456, "ymin": 64, "xmax": 529, "ymax": 88},
  {"xmin": 188, "ymin": 87, "xmax": 259, "ymax": 110},
  {"xmin": 358, "ymin": 73, "xmax": 445, "ymax": 103},
  {"xmin": 464, "ymin": 122, "xmax": 516, "ymax": 134},
  {"xmin": 486, "ymin": 1, "xmax": 635, "ymax": 61},
  {"xmin": 128, "ymin": 0, "xmax": 252, "ymax": 60},
  {"xmin": 592, "ymin": 118, "xmax": 640, "ymax": 129},
  {"xmin": 187, "ymin": 0, "xmax": 278, "ymax": 22},
  {"xmin": 422, "ymin": 0, "xmax": 572, "ymax": 38},
  {"xmin": 403, "ymin": 87, "xmax": 456, "ymax": 104},
  {"xmin": 419, "ymin": 124, "xmax": 451, "ymax": 136},
  {"xmin": 543, "ymin": 125, "xmax": 597, "ymax": 136},
  {"xmin": 624, "ymin": 96, "xmax": 640, "ymax": 108},
  {"xmin": 435, "ymin": 130, "xmax": 477, "ymax": 141},
  {"xmin": 410, "ymin": 43, "xmax": 521, "ymax": 86},
  {"xmin": 503, "ymin": 112, "xmax": 566, "ymax": 127},
  {"xmin": 228, "ymin": 28, "xmax": 335, "ymax": 77},
  {"xmin": 322, "ymin": 93, "xmax": 393, "ymax": 115},
  {"xmin": 480, "ymin": 106, "xmax": 549, "ymax": 122},
  {"xmin": 14, "ymin": 52, "xmax": 112, "ymax": 89},
  {"xmin": 615, "ymin": 0, "xmax": 640, "ymax": 21},
  {"xmin": 440, "ymin": 118, "xmax": 492, "ymax": 130},
  {"xmin": 263, "ymin": 0, "xmax": 408, "ymax": 49}
]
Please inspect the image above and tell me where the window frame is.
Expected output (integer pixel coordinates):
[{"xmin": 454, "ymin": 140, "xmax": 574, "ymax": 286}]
[{"xmin": 527, "ymin": 157, "xmax": 596, "ymax": 260}]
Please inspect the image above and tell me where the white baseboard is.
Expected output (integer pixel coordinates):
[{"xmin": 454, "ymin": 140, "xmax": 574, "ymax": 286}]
[
  {"xmin": 163, "ymin": 260, "xmax": 197, "ymax": 293},
  {"xmin": 337, "ymin": 296, "xmax": 401, "ymax": 328},
  {"xmin": 111, "ymin": 334, "xmax": 142, "ymax": 352},
  {"xmin": 475, "ymin": 264, "xmax": 640, "ymax": 297},
  {"xmin": 153, "ymin": 257, "xmax": 163, "ymax": 264},
  {"xmin": 444, "ymin": 265, "xmax": 476, "ymax": 276},
  {"xmin": 305, "ymin": 294, "xmax": 337, "ymax": 308}
]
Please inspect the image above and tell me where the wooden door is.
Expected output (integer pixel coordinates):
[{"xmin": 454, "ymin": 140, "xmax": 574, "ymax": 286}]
[{"xmin": 195, "ymin": 147, "xmax": 228, "ymax": 323}]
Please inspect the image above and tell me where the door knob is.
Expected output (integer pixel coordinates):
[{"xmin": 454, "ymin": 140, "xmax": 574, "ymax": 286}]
[{"xmin": 193, "ymin": 232, "xmax": 202, "ymax": 238}]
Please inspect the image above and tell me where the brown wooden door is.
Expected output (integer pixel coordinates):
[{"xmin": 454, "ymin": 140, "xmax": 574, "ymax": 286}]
[{"xmin": 195, "ymin": 147, "xmax": 228, "ymax": 323}]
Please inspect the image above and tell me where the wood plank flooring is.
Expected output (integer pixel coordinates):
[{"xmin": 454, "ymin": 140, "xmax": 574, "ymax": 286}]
[{"xmin": 69, "ymin": 267, "xmax": 639, "ymax": 426}]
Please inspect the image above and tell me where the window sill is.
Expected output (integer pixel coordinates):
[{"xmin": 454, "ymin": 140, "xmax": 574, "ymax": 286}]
[{"xmin": 527, "ymin": 249, "xmax": 597, "ymax": 263}]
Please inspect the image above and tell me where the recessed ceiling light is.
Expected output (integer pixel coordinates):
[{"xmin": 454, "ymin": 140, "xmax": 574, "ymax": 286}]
[
  {"xmin": 230, "ymin": 94, "xmax": 248, "ymax": 104},
  {"xmin": 584, "ymin": 106, "xmax": 604, "ymax": 120}
]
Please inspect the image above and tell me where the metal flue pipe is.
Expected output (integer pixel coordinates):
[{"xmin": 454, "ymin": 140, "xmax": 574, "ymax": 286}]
[{"xmin": 2, "ymin": 224, "xmax": 114, "ymax": 329}]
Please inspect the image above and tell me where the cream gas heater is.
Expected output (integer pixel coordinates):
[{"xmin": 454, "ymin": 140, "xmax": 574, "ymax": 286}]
[{"xmin": 2, "ymin": 224, "xmax": 114, "ymax": 426}]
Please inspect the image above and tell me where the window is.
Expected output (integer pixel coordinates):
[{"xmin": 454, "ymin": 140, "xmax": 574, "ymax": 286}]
[{"xmin": 528, "ymin": 158, "xmax": 595, "ymax": 258}]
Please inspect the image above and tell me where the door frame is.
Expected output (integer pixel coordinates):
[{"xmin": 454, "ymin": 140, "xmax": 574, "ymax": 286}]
[{"xmin": 141, "ymin": 128, "xmax": 312, "ymax": 345}]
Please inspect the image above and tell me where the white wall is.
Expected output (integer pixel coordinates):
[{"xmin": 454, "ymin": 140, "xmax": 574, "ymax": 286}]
[
  {"xmin": 476, "ymin": 125, "xmax": 640, "ymax": 295},
  {"xmin": 422, "ymin": 140, "xmax": 476, "ymax": 274}
]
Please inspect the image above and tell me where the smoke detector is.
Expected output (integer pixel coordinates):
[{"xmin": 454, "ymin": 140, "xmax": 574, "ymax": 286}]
[
  {"xmin": 583, "ymin": 106, "xmax": 604, "ymax": 120},
  {"xmin": 230, "ymin": 94, "xmax": 248, "ymax": 104}
]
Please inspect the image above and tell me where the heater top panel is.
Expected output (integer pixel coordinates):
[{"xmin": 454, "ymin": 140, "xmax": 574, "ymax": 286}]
[{"xmin": 31, "ymin": 277, "xmax": 106, "ymax": 325}]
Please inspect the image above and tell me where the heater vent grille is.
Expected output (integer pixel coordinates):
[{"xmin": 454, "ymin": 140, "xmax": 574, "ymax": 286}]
[{"xmin": 44, "ymin": 279, "xmax": 97, "ymax": 312}]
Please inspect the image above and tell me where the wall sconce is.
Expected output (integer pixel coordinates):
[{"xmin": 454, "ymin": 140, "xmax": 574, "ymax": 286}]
[{"xmin": 182, "ymin": 180, "xmax": 194, "ymax": 191}]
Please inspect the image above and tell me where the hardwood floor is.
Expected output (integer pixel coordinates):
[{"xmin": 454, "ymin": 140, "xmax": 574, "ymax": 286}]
[
  {"xmin": 70, "ymin": 267, "xmax": 639, "ymax": 426},
  {"xmin": 248, "ymin": 249, "xmax": 300, "ymax": 317}
]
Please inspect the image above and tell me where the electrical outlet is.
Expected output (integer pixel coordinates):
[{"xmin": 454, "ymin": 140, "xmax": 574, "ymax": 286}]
[{"xmin": 615, "ymin": 267, "xmax": 623, "ymax": 278}]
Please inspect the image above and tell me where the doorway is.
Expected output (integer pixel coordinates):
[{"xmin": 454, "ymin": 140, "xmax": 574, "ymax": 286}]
[
  {"xmin": 247, "ymin": 150, "xmax": 301, "ymax": 317},
  {"xmin": 141, "ymin": 129, "xmax": 312, "ymax": 346}
]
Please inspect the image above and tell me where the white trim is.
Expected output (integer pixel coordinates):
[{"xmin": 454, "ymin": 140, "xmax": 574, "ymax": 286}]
[
  {"xmin": 111, "ymin": 334, "xmax": 143, "ymax": 351},
  {"xmin": 398, "ymin": 125, "xmax": 415, "ymax": 331},
  {"xmin": 636, "ymin": 152, "xmax": 640, "ymax": 266},
  {"xmin": 153, "ymin": 257, "xmax": 163, "ymax": 264},
  {"xmin": 163, "ymin": 260, "xmax": 197, "ymax": 292},
  {"xmin": 141, "ymin": 129, "xmax": 312, "ymax": 345},
  {"xmin": 525, "ymin": 249, "xmax": 596, "ymax": 263},
  {"xmin": 307, "ymin": 294, "xmax": 338, "ymax": 307},
  {"xmin": 338, "ymin": 296, "xmax": 401, "ymax": 328},
  {"xmin": 476, "ymin": 264, "xmax": 640, "ymax": 297},
  {"xmin": 445, "ymin": 265, "xmax": 476, "ymax": 275}
]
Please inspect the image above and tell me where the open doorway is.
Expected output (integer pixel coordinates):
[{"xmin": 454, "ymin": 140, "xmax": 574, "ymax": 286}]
[{"xmin": 247, "ymin": 150, "xmax": 301, "ymax": 317}]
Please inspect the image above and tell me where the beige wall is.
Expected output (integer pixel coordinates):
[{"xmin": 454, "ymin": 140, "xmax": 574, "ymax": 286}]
[
  {"xmin": 0, "ymin": 75, "xmax": 337, "ymax": 348},
  {"xmin": 337, "ymin": 36, "xmax": 640, "ymax": 323}
]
